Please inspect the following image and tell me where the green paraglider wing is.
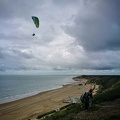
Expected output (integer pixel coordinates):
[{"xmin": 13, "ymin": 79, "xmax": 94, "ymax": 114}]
[{"xmin": 32, "ymin": 16, "xmax": 39, "ymax": 28}]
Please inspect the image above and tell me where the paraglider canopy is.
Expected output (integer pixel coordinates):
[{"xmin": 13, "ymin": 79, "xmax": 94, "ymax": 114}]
[{"xmin": 32, "ymin": 16, "xmax": 39, "ymax": 28}]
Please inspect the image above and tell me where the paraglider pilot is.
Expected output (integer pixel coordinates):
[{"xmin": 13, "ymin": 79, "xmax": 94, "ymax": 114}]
[{"xmin": 32, "ymin": 33, "xmax": 35, "ymax": 36}]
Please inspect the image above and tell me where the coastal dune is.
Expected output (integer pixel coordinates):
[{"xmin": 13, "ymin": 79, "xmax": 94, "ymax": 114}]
[{"xmin": 0, "ymin": 78, "xmax": 96, "ymax": 120}]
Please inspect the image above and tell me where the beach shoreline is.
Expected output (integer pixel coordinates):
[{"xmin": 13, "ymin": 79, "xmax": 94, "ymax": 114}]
[
  {"xmin": 0, "ymin": 78, "xmax": 97, "ymax": 120},
  {"xmin": 0, "ymin": 75, "xmax": 75, "ymax": 104}
]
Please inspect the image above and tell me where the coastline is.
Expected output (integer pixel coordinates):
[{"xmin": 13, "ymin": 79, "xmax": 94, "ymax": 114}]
[
  {"xmin": 0, "ymin": 75, "xmax": 75, "ymax": 104},
  {"xmin": 0, "ymin": 78, "xmax": 97, "ymax": 120}
]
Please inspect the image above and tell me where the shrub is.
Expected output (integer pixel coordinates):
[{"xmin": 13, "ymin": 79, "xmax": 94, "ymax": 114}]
[{"xmin": 94, "ymin": 80, "xmax": 120, "ymax": 103}]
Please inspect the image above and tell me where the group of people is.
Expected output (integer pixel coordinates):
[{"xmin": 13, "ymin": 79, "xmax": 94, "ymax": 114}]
[{"xmin": 80, "ymin": 88, "xmax": 93, "ymax": 110}]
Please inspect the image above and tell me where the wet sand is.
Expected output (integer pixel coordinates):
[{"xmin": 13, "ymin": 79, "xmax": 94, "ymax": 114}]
[{"xmin": 0, "ymin": 78, "xmax": 98, "ymax": 120}]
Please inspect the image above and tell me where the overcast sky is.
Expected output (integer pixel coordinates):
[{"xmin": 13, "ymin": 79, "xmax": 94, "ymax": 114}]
[{"xmin": 0, "ymin": 0, "xmax": 120, "ymax": 75}]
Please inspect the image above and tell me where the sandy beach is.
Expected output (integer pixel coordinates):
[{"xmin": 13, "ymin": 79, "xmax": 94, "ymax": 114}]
[{"xmin": 0, "ymin": 78, "xmax": 97, "ymax": 120}]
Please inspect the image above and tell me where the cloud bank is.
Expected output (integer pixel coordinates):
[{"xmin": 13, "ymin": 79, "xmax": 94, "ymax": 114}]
[{"xmin": 0, "ymin": 0, "xmax": 120, "ymax": 75}]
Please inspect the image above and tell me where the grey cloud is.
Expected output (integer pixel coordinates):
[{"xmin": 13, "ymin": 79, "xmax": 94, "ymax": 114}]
[
  {"xmin": 0, "ymin": 46, "xmax": 35, "ymax": 72},
  {"xmin": 0, "ymin": 0, "xmax": 45, "ymax": 19},
  {"xmin": 52, "ymin": 67, "xmax": 66, "ymax": 71},
  {"xmin": 0, "ymin": 48, "xmax": 5, "ymax": 59},
  {"xmin": 82, "ymin": 51, "xmax": 120, "ymax": 70},
  {"xmin": 5, "ymin": 47, "xmax": 34, "ymax": 59},
  {"xmin": 64, "ymin": 0, "xmax": 120, "ymax": 51},
  {"xmin": 0, "ymin": 0, "xmax": 120, "ymax": 74},
  {"xmin": 12, "ymin": 49, "xmax": 34, "ymax": 59},
  {"xmin": 52, "ymin": 0, "xmax": 80, "ymax": 6}
]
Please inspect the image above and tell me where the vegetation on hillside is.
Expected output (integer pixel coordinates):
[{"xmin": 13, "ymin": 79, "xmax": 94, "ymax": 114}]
[{"xmin": 38, "ymin": 75, "xmax": 120, "ymax": 120}]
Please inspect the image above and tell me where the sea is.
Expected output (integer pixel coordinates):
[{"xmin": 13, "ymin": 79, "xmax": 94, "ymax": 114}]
[{"xmin": 0, "ymin": 75, "xmax": 75, "ymax": 104}]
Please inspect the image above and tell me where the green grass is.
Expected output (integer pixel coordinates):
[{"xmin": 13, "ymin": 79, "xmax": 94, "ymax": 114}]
[
  {"xmin": 93, "ymin": 78, "xmax": 120, "ymax": 103},
  {"xmin": 40, "ymin": 103, "xmax": 83, "ymax": 120}
]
